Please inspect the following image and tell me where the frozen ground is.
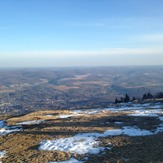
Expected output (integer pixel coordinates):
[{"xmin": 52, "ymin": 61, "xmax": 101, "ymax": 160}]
[
  {"xmin": 0, "ymin": 150, "xmax": 6, "ymax": 163},
  {"xmin": 48, "ymin": 103, "xmax": 163, "ymax": 120},
  {"xmin": 105, "ymin": 104, "xmax": 162, "ymax": 113},
  {"xmin": 128, "ymin": 109, "xmax": 163, "ymax": 117},
  {"xmin": 59, "ymin": 114, "xmax": 76, "ymax": 119},
  {"xmin": 0, "ymin": 121, "xmax": 5, "ymax": 128},
  {"xmin": 0, "ymin": 120, "xmax": 45, "ymax": 135},
  {"xmin": 39, "ymin": 124, "xmax": 163, "ymax": 155},
  {"xmin": 158, "ymin": 116, "xmax": 163, "ymax": 121},
  {"xmin": 58, "ymin": 109, "xmax": 101, "ymax": 119},
  {"xmin": 39, "ymin": 102, "xmax": 163, "ymax": 158},
  {"xmin": 1, "ymin": 102, "xmax": 163, "ymax": 162},
  {"xmin": 0, "ymin": 151, "xmax": 6, "ymax": 158},
  {"xmin": 49, "ymin": 158, "xmax": 83, "ymax": 163},
  {"xmin": 72, "ymin": 103, "xmax": 162, "ymax": 117},
  {"xmin": 39, "ymin": 132, "xmax": 105, "ymax": 155},
  {"xmin": 17, "ymin": 120, "xmax": 45, "ymax": 125},
  {"xmin": 0, "ymin": 120, "xmax": 22, "ymax": 136},
  {"xmin": 0, "ymin": 151, "xmax": 5, "ymax": 158},
  {"xmin": 73, "ymin": 109, "xmax": 101, "ymax": 115}
]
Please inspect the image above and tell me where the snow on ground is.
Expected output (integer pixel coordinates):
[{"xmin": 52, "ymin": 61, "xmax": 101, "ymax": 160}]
[
  {"xmin": 39, "ymin": 102, "xmax": 163, "ymax": 157},
  {"xmin": 0, "ymin": 120, "xmax": 22, "ymax": 136},
  {"xmin": 114, "ymin": 122, "xmax": 123, "ymax": 125},
  {"xmin": 121, "ymin": 126, "xmax": 153, "ymax": 136},
  {"xmin": 104, "ymin": 126, "xmax": 154, "ymax": 136},
  {"xmin": 128, "ymin": 109, "xmax": 163, "ymax": 117},
  {"xmin": 73, "ymin": 109, "xmax": 101, "ymax": 115},
  {"xmin": 158, "ymin": 116, "xmax": 163, "ymax": 121},
  {"xmin": 132, "ymin": 103, "xmax": 151, "ymax": 107},
  {"xmin": 71, "ymin": 103, "xmax": 162, "ymax": 116},
  {"xmin": 105, "ymin": 104, "xmax": 162, "ymax": 112},
  {"xmin": 46, "ymin": 115, "xmax": 53, "ymax": 117},
  {"xmin": 54, "ymin": 103, "xmax": 163, "ymax": 120},
  {"xmin": 0, "ymin": 126, "xmax": 22, "ymax": 136},
  {"xmin": 49, "ymin": 158, "xmax": 83, "ymax": 163},
  {"xmin": 59, "ymin": 109, "xmax": 101, "ymax": 119},
  {"xmin": 39, "ymin": 125, "xmax": 161, "ymax": 155},
  {"xmin": 149, "ymin": 105, "xmax": 162, "ymax": 109},
  {"xmin": 0, "ymin": 150, "xmax": 6, "ymax": 162},
  {"xmin": 104, "ymin": 103, "xmax": 162, "ymax": 118},
  {"xmin": 0, "ymin": 121, "xmax": 5, "ymax": 128},
  {"xmin": 39, "ymin": 132, "xmax": 105, "ymax": 155},
  {"xmin": 17, "ymin": 120, "xmax": 45, "ymax": 125},
  {"xmin": 59, "ymin": 114, "xmax": 75, "ymax": 119},
  {"xmin": 0, "ymin": 120, "xmax": 45, "ymax": 136},
  {"xmin": 0, "ymin": 151, "xmax": 5, "ymax": 158},
  {"xmin": 155, "ymin": 123, "xmax": 163, "ymax": 133}
]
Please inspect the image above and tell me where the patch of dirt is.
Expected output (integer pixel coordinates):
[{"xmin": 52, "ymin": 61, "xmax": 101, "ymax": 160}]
[{"xmin": 87, "ymin": 133, "xmax": 163, "ymax": 163}]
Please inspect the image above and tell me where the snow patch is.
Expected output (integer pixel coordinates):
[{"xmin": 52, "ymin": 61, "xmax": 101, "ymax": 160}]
[
  {"xmin": 59, "ymin": 115, "xmax": 75, "ymax": 119},
  {"xmin": 39, "ymin": 132, "xmax": 105, "ymax": 154},
  {"xmin": 158, "ymin": 116, "xmax": 163, "ymax": 121},
  {"xmin": 155, "ymin": 123, "xmax": 163, "ymax": 133},
  {"xmin": 0, "ymin": 120, "xmax": 22, "ymax": 136},
  {"xmin": 58, "ymin": 109, "xmax": 101, "ymax": 119},
  {"xmin": 129, "ymin": 109, "xmax": 163, "ymax": 117},
  {"xmin": 59, "ymin": 103, "xmax": 162, "ymax": 119},
  {"xmin": 49, "ymin": 158, "xmax": 83, "ymax": 163},
  {"xmin": 0, "ymin": 126, "xmax": 22, "ymax": 136},
  {"xmin": 0, "ymin": 151, "xmax": 6, "ymax": 160},
  {"xmin": 133, "ymin": 103, "xmax": 151, "ymax": 107},
  {"xmin": 114, "ymin": 122, "xmax": 123, "ymax": 125},
  {"xmin": 105, "ymin": 104, "xmax": 162, "ymax": 112},
  {"xmin": 39, "ymin": 126, "xmax": 155, "ymax": 155},
  {"xmin": 0, "ymin": 121, "xmax": 6, "ymax": 128},
  {"xmin": 122, "ymin": 126, "xmax": 152, "ymax": 136},
  {"xmin": 149, "ymin": 105, "xmax": 161, "ymax": 109},
  {"xmin": 17, "ymin": 120, "xmax": 44, "ymax": 125},
  {"xmin": 73, "ymin": 109, "xmax": 101, "ymax": 115}
]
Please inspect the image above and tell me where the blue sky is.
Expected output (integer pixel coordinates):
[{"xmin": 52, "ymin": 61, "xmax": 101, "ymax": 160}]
[{"xmin": 0, "ymin": 0, "xmax": 163, "ymax": 67}]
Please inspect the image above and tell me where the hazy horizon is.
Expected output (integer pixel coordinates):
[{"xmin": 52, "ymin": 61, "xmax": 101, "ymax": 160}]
[{"xmin": 0, "ymin": 0, "xmax": 163, "ymax": 67}]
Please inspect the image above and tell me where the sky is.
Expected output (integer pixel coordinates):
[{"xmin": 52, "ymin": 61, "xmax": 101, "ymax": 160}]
[{"xmin": 0, "ymin": 0, "xmax": 163, "ymax": 67}]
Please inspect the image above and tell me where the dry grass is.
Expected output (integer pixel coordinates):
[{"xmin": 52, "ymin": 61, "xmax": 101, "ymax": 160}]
[
  {"xmin": 1, "ymin": 108, "xmax": 163, "ymax": 162},
  {"xmin": 7, "ymin": 110, "xmax": 73, "ymax": 125}
]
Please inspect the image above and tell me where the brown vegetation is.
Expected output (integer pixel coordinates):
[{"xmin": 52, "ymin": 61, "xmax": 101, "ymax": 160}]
[{"xmin": 0, "ymin": 108, "xmax": 163, "ymax": 162}]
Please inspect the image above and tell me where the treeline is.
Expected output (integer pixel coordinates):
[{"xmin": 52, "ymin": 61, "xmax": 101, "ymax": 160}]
[{"xmin": 115, "ymin": 91, "xmax": 163, "ymax": 104}]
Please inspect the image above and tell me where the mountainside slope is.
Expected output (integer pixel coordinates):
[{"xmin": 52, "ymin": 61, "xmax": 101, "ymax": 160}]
[{"xmin": 0, "ymin": 102, "xmax": 163, "ymax": 163}]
